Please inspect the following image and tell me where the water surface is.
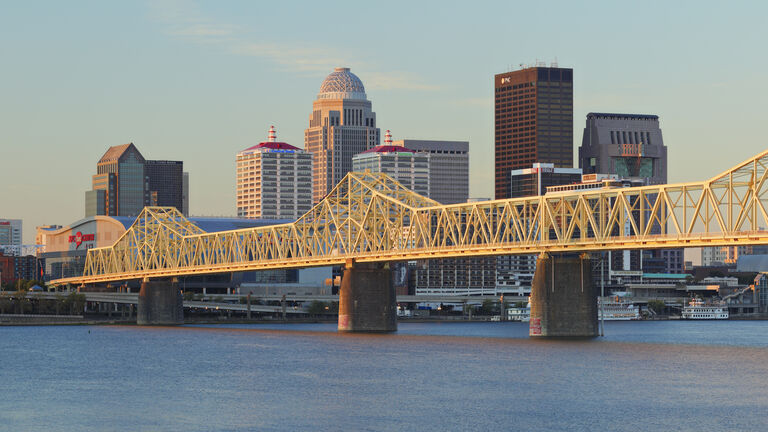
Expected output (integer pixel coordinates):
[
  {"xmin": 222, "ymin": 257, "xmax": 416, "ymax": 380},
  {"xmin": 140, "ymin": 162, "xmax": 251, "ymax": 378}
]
[{"xmin": 1, "ymin": 321, "xmax": 766, "ymax": 431}]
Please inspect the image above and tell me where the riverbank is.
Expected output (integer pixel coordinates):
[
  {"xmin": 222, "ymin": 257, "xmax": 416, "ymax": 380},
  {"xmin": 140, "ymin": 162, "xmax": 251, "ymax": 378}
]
[{"xmin": 4, "ymin": 314, "xmax": 768, "ymax": 326}]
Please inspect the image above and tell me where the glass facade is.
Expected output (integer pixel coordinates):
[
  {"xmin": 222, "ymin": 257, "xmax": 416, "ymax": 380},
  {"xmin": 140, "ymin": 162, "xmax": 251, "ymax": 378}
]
[{"xmin": 118, "ymin": 152, "xmax": 145, "ymax": 217}]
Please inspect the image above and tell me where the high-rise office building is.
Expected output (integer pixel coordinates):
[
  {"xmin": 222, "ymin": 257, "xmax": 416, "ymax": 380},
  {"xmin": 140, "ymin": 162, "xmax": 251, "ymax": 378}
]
[
  {"xmin": 182, "ymin": 172, "xmax": 190, "ymax": 216},
  {"xmin": 494, "ymin": 65, "xmax": 574, "ymax": 199},
  {"xmin": 237, "ymin": 126, "xmax": 313, "ymax": 220},
  {"xmin": 0, "ymin": 219, "xmax": 22, "ymax": 256},
  {"xmin": 145, "ymin": 160, "xmax": 184, "ymax": 210},
  {"xmin": 352, "ymin": 131, "xmax": 430, "ymax": 197},
  {"xmin": 0, "ymin": 219, "xmax": 22, "ymax": 247},
  {"xmin": 577, "ymin": 112, "xmax": 679, "ymax": 274},
  {"xmin": 509, "ymin": 163, "xmax": 582, "ymax": 198},
  {"xmin": 579, "ymin": 112, "xmax": 667, "ymax": 184},
  {"xmin": 85, "ymin": 143, "xmax": 186, "ymax": 217},
  {"xmin": 392, "ymin": 139, "xmax": 469, "ymax": 204},
  {"xmin": 305, "ymin": 67, "xmax": 380, "ymax": 203},
  {"xmin": 496, "ymin": 163, "xmax": 583, "ymax": 295}
]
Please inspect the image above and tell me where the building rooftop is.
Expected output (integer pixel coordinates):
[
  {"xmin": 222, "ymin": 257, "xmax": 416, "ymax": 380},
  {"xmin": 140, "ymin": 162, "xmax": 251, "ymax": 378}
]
[
  {"xmin": 587, "ymin": 112, "xmax": 659, "ymax": 120},
  {"xmin": 239, "ymin": 126, "xmax": 302, "ymax": 154},
  {"xmin": 98, "ymin": 143, "xmax": 143, "ymax": 164},
  {"xmin": 360, "ymin": 145, "xmax": 417, "ymax": 155},
  {"xmin": 318, "ymin": 67, "xmax": 366, "ymax": 100},
  {"xmin": 241, "ymin": 141, "xmax": 302, "ymax": 153}
]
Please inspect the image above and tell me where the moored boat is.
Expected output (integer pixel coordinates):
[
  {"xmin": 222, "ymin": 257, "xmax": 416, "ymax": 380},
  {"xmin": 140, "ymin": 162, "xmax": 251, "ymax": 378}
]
[{"xmin": 681, "ymin": 298, "xmax": 729, "ymax": 320}]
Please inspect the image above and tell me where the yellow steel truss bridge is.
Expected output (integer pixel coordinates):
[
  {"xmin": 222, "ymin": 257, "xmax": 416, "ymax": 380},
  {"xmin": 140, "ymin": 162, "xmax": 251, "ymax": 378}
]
[{"xmin": 52, "ymin": 150, "xmax": 768, "ymax": 286}]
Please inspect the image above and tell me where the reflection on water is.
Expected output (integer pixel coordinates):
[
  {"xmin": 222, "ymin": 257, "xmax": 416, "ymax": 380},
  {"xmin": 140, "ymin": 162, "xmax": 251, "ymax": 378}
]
[{"xmin": 1, "ymin": 321, "xmax": 767, "ymax": 431}]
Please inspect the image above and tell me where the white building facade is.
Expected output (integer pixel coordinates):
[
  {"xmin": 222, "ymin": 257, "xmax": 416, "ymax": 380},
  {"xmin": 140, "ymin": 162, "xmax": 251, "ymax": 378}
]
[
  {"xmin": 236, "ymin": 126, "xmax": 313, "ymax": 220},
  {"xmin": 352, "ymin": 131, "xmax": 430, "ymax": 197},
  {"xmin": 0, "ymin": 219, "xmax": 22, "ymax": 254}
]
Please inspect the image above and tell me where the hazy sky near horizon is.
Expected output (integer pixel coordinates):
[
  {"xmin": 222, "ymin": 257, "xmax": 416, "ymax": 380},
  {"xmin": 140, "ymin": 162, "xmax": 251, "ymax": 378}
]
[{"xmin": 2, "ymin": 0, "xmax": 768, "ymax": 245}]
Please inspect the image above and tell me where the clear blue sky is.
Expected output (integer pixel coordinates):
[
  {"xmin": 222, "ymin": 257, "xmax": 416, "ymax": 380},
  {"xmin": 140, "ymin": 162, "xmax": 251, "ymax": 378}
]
[{"xmin": 2, "ymin": 0, "xmax": 767, "ymax": 245}]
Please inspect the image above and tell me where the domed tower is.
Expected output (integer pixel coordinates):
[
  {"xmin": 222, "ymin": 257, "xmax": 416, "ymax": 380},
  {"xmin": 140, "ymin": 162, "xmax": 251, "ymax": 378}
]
[{"xmin": 305, "ymin": 67, "xmax": 380, "ymax": 203}]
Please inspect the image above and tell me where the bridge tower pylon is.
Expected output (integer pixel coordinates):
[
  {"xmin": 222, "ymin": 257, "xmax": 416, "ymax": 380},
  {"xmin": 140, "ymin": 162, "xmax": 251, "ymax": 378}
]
[
  {"xmin": 529, "ymin": 253, "xmax": 598, "ymax": 338},
  {"xmin": 137, "ymin": 277, "xmax": 184, "ymax": 325},
  {"xmin": 338, "ymin": 259, "xmax": 397, "ymax": 332}
]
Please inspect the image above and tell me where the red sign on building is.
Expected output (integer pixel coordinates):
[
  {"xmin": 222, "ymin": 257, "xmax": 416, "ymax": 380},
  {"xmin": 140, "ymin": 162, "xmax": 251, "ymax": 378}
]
[{"xmin": 68, "ymin": 231, "xmax": 95, "ymax": 249}]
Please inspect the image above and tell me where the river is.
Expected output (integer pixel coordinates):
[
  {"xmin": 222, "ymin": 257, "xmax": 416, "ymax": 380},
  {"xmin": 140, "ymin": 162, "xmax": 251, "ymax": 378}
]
[{"xmin": 1, "ymin": 320, "xmax": 767, "ymax": 431}]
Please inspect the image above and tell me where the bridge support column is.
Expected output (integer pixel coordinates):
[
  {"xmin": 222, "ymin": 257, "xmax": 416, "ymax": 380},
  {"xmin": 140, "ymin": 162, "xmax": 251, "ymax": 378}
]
[
  {"xmin": 338, "ymin": 260, "xmax": 396, "ymax": 333},
  {"xmin": 529, "ymin": 253, "xmax": 598, "ymax": 338},
  {"xmin": 137, "ymin": 278, "xmax": 183, "ymax": 325}
]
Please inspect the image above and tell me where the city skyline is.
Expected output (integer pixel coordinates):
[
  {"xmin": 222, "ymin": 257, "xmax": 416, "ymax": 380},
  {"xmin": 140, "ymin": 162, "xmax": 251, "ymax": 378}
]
[{"xmin": 3, "ymin": 1, "xmax": 768, "ymax": 243}]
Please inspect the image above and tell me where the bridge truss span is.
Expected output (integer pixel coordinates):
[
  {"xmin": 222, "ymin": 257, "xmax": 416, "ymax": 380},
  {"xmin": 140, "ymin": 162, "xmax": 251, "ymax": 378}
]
[{"xmin": 55, "ymin": 150, "xmax": 768, "ymax": 285}]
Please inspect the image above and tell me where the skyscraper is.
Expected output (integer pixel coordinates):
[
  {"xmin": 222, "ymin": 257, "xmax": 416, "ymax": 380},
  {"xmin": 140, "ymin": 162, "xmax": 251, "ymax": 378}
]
[
  {"xmin": 85, "ymin": 143, "xmax": 186, "ymax": 217},
  {"xmin": 577, "ymin": 112, "xmax": 680, "ymax": 275},
  {"xmin": 494, "ymin": 65, "xmax": 573, "ymax": 199},
  {"xmin": 237, "ymin": 126, "xmax": 313, "ymax": 220},
  {"xmin": 87, "ymin": 143, "xmax": 146, "ymax": 217},
  {"xmin": 392, "ymin": 139, "xmax": 469, "ymax": 204},
  {"xmin": 305, "ymin": 67, "xmax": 380, "ymax": 203},
  {"xmin": 0, "ymin": 219, "xmax": 22, "ymax": 256},
  {"xmin": 578, "ymin": 112, "xmax": 667, "ymax": 184},
  {"xmin": 352, "ymin": 131, "xmax": 430, "ymax": 197}
]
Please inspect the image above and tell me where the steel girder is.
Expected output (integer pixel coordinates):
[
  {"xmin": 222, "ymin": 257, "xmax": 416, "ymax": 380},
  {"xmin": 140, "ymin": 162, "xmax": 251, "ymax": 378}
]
[{"xmin": 52, "ymin": 150, "xmax": 768, "ymax": 285}]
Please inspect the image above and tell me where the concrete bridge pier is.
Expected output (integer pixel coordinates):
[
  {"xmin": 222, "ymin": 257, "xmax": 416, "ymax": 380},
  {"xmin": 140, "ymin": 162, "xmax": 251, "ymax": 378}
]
[
  {"xmin": 529, "ymin": 253, "xmax": 598, "ymax": 338},
  {"xmin": 338, "ymin": 260, "xmax": 397, "ymax": 333},
  {"xmin": 137, "ymin": 278, "xmax": 183, "ymax": 325}
]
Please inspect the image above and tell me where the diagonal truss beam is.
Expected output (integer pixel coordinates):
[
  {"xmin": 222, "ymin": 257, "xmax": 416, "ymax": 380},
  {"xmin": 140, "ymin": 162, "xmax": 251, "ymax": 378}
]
[{"xmin": 53, "ymin": 150, "xmax": 768, "ymax": 285}]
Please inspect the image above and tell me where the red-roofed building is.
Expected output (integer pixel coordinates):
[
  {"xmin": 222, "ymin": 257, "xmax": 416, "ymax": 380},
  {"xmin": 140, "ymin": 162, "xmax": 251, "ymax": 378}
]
[
  {"xmin": 236, "ymin": 126, "xmax": 313, "ymax": 220},
  {"xmin": 352, "ymin": 130, "xmax": 430, "ymax": 197}
]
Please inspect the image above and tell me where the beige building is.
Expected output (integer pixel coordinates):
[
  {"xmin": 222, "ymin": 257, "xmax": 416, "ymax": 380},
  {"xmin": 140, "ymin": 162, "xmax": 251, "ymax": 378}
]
[
  {"xmin": 701, "ymin": 246, "xmax": 753, "ymax": 266},
  {"xmin": 305, "ymin": 67, "xmax": 380, "ymax": 203},
  {"xmin": 352, "ymin": 131, "xmax": 430, "ymax": 197},
  {"xmin": 236, "ymin": 126, "xmax": 312, "ymax": 220}
]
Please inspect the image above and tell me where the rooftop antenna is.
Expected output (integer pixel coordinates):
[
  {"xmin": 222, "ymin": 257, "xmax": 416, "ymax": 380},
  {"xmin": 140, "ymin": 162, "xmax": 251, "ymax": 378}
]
[
  {"xmin": 267, "ymin": 125, "xmax": 276, "ymax": 142},
  {"xmin": 385, "ymin": 130, "xmax": 393, "ymax": 146}
]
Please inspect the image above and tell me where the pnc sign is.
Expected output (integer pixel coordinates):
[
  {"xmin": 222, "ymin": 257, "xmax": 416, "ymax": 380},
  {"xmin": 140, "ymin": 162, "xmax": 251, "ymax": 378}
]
[{"xmin": 68, "ymin": 231, "xmax": 95, "ymax": 249}]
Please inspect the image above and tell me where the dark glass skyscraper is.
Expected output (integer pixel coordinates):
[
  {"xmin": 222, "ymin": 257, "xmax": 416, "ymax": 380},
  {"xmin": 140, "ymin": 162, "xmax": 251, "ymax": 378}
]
[
  {"xmin": 494, "ymin": 66, "xmax": 573, "ymax": 199},
  {"xmin": 578, "ymin": 112, "xmax": 667, "ymax": 184},
  {"xmin": 85, "ymin": 143, "xmax": 186, "ymax": 217}
]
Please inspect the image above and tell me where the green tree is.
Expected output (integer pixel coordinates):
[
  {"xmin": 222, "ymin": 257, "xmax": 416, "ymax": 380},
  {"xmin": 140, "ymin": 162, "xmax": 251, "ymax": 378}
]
[
  {"xmin": 307, "ymin": 300, "xmax": 327, "ymax": 316},
  {"xmin": 54, "ymin": 294, "xmax": 64, "ymax": 315},
  {"xmin": 64, "ymin": 292, "xmax": 86, "ymax": 315},
  {"xmin": 14, "ymin": 288, "xmax": 28, "ymax": 314},
  {"xmin": 647, "ymin": 299, "xmax": 666, "ymax": 315},
  {"xmin": 479, "ymin": 299, "xmax": 496, "ymax": 315},
  {"xmin": 0, "ymin": 294, "xmax": 10, "ymax": 314}
]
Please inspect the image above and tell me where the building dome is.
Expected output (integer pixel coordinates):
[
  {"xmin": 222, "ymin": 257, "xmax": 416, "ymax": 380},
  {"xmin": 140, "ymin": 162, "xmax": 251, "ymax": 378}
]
[{"xmin": 318, "ymin": 67, "xmax": 367, "ymax": 100}]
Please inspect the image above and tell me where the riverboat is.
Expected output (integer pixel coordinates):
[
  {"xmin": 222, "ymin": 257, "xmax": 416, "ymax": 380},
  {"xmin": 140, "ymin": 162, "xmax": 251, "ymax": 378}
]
[
  {"xmin": 598, "ymin": 297, "xmax": 640, "ymax": 320},
  {"xmin": 506, "ymin": 305, "xmax": 530, "ymax": 322},
  {"xmin": 681, "ymin": 299, "xmax": 729, "ymax": 320}
]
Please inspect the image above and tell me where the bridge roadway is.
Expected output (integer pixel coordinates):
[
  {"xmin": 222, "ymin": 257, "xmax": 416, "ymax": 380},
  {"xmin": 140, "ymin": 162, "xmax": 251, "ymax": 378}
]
[
  {"xmin": 53, "ymin": 149, "xmax": 768, "ymax": 287},
  {"xmin": 47, "ymin": 150, "xmax": 768, "ymax": 335},
  {"xmin": 29, "ymin": 292, "xmax": 526, "ymax": 314}
]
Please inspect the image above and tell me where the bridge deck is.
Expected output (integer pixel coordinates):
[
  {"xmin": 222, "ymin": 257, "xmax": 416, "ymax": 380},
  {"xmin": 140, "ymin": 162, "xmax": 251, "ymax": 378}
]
[{"xmin": 52, "ymin": 149, "xmax": 768, "ymax": 286}]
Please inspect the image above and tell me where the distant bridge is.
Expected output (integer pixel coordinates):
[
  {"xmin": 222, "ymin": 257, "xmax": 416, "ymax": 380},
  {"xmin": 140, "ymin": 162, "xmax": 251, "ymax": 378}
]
[{"xmin": 52, "ymin": 149, "xmax": 768, "ymax": 286}]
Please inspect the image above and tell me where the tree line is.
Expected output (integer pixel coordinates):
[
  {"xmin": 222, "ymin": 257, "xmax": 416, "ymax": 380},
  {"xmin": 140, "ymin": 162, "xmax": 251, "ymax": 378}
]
[{"xmin": 0, "ymin": 279, "xmax": 85, "ymax": 315}]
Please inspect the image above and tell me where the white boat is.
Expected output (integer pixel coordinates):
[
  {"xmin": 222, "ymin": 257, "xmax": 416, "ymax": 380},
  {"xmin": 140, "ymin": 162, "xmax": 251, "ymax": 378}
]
[
  {"xmin": 598, "ymin": 297, "xmax": 640, "ymax": 320},
  {"xmin": 507, "ymin": 305, "xmax": 530, "ymax": 322},
  {"xmin": 681, "ymin": 299, "xmax": 729, "ymax": 320}
]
